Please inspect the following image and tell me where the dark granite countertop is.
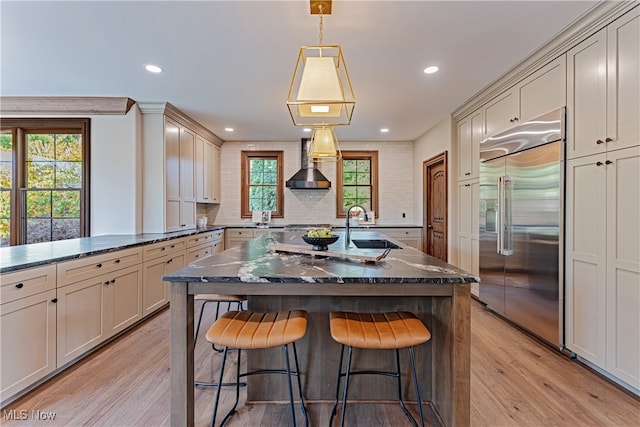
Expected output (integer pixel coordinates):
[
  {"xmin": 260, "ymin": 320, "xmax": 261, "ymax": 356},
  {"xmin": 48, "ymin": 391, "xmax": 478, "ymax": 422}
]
[
  {"xmin": 163, "ymin": 230, "xmax": 477, "ymax": 285},
  {"xmin": 0, "ymin": 226, "xmax": 224, "ymax": 274}
]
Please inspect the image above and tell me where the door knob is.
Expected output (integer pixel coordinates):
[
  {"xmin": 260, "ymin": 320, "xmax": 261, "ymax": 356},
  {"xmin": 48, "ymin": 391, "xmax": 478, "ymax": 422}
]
[{"xmin": 427, "ymin": 225, "xmax": 433, "ymax": 229}]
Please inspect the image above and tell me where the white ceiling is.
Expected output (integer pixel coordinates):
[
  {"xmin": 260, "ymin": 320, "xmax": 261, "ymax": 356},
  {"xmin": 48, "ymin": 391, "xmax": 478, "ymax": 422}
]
[{"xmin": 1, "ymin": 0, "xmax": 599, "ymax": 142}]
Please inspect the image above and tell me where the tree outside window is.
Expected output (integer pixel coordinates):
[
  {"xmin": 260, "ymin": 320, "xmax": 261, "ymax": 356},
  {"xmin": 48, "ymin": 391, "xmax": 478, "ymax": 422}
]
[{"xmin": 241, "ymin": 151, "xmax": 284, "ymax": 218}]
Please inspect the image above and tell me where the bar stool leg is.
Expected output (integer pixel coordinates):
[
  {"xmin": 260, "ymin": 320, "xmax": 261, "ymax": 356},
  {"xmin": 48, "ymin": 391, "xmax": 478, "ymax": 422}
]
[
  {"xmin": 291, "ymin": 342, "xmax": 309, "ymax": 426},
  {"xmin": 408, "ymin": 347, "xmax": 425, "ymax": 427},
  {"xmin": 329, "ymin": 344, "xmax": 345, "ymax": 425},
  {"xmin": 339, "ymin": 346, "xmax": 354, "ymax": 427},
  {"xmin": 394, "ymin": 348, "xmax": 417, "ymax": 426},
  {"xmin": 210, "ymin": 346, "xmax": 229, "ymax": 427},
  {"xmin": 283, "ymin": 344, "xmax": 298, "ymax": 427}
]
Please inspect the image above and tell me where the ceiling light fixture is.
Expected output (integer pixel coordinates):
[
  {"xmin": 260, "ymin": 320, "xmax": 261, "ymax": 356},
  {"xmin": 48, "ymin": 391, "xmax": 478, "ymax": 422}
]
[
  {"xmin": 423, "ymin": 65, "xmax": 439, "ymax": 74},
  {"xmin": 286, "ymin": 0, "xmax": 355, "ymax": 128},
  {"xmin": 224, "ymin": 127, "xmax": 234, "ymax": 132},
  {"xmin": 144, "ymin": 64, "xmax": 163, "ymax": 73},
  {"xmin": 380, "ymin": 128, "xmax": 389, "ymax": 133},
  {"xmin": 308, "ymin": 126, "xmax": 341, "ymax": 161}
]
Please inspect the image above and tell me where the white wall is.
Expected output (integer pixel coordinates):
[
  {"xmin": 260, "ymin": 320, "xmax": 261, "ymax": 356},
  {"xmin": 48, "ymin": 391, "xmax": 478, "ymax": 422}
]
[
  {"xmin": 213, "ymin": 139, "xmax": 416, "ymax": 227},
  {"xmin": 412, "ymin": 115, "xmax": 455, "ymax": 260},
  {"xmin": 90, "ymin": 106, "xmax": 141, "ymax": 235}
]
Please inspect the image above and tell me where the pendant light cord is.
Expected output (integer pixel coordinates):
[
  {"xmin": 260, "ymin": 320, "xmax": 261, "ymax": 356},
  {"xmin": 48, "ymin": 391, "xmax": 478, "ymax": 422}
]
[{"xmin": 318, "ymin": 4, "xmax": 324, "ymax": 46}]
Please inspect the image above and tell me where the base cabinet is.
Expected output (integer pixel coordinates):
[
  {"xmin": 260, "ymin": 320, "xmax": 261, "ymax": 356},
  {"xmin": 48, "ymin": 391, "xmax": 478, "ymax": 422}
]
[
  {"xmin": 457, "ymin": 180, "xmax": 480, "ymax": 296},
  {"xmin": 142, "ymin": 238, "xmax": 186, "ymax": 316},
  {"xmin": 0, "ymin": 290, "xmax": 57, "ymax": 400},
  {"xmin": 374, "ymin": 228, "xmax": 423, "ymax": 251}
]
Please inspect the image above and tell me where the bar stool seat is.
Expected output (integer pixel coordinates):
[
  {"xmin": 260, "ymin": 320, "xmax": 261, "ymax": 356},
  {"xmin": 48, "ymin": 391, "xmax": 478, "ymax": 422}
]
[
  {"xmin": 329, "ymin": 311, "xmax": 431, "ymax": 427},
  {"xmin": 206, "ymin": 310, "xmax": 309, "ymax": 427}
]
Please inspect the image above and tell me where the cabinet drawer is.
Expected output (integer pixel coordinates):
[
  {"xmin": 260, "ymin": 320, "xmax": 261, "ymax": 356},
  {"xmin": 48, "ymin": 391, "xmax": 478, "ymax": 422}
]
[
  {"xmin": 57, "ymin": 247, "xmax": 143, "ymax": 287},
  {"xmin": 0, "ymin": 265, "xmax": 57, "ymax": 304},
  {"xmin": 186, "ymin": 242, "xmax": 214, "ymax": 264},
  {"xmin": 186, "ymin": 232, "xmax": 214, "ymax": 248},
  {"xmin": 143, "ymin": 238, "xmax": 186, "ymax": 261},
  {"xmin": 225, "ymin": 229, "xmax": 253, "ymax": 238},
  {"xmin": 211, "ymin": 229, "xmax": 224, "ymax": 242}
]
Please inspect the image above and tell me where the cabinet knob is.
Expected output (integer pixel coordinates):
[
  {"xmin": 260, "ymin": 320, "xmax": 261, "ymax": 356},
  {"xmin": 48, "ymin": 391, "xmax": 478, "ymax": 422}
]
[
  {"xmin": 596, "ymin": 161, "xmax": 603, "ymax": 166},
  {"xmin": 115, "ymin": 259, "xmax": 120, "ymax": 264},
  {"xmin": 464, "ymin": 172, "xmax": 471, "ymax": 176},
  {"xmin": 96, "ymin": 263, "xmax": 103, "ymax": 268},
  {"xmin": 513, "ymin": 117, "xmax": 519, "ymax": 122},
  {"xmin": 104, "ymin": 281, "xmax": 110, "ymax": 285},
  {"xmin": 161, "ymin": 247, "xmax": 166, "ymax": 251},
  {"xmin": 15, "ymin": 283, "xmax": 24, "ymax": 289},
  {"xmin": 605, "ymin": 137, "xmax": 613, "ymax": 143},
  {"xmin": 465, "ymin": 184, "xmax": 471, "ymax": 187},
  {"xmin": 51, "ymin": 298, "xmax": 58, "ymax": 303},
  {"xmin": 167, "ymin": 259, "xmax": 173, "ymax": 264},
  {"xmin": 605, "ymin": 160, "xmax": 613, "ymax": 165},
  {"xmin": 596, "ymin": 139, "xmax": 604, "ymax": 145},
  {"xmin": 110, "ymin": 279, "xmax": 116, "ymax": 284}
]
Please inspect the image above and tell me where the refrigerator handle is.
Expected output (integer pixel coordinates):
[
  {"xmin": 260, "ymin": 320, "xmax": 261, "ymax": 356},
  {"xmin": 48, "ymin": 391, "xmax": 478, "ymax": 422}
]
[
  {"xmin": 502, "ymin": 175, "xmax": 514, "ymax": 256},
  {"xmin": 497, "ymin": 176, "xmax": 503, "ymax": 254}
]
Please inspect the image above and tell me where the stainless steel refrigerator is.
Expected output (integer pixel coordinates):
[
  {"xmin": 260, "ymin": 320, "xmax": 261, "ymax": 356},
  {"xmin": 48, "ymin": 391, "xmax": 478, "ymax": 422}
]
[{"xmin": 479, "ymin": 107, "xmax": 565, "ymax": 347}]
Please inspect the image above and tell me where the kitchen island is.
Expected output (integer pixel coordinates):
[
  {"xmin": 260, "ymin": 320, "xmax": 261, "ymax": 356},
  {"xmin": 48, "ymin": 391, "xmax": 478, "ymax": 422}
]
[{"xmin": 164, "ymin": 230, "xmax": 477, "ymax": 427}]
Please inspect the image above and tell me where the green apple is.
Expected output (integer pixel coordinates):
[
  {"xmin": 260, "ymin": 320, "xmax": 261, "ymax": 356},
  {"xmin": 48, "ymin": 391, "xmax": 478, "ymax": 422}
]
[
  {"xmin": 308, "ymin": 229, "xmax": 320, "ymax": 238},
  {"xmin": 320, "ymin": 228, "xmax": 332, "ymax": 237}
]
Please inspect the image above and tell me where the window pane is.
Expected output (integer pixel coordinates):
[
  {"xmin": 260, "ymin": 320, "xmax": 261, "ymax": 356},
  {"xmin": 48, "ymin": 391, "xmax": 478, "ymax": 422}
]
[
  {"xmin": 52, "ymin": 190, "xmax": 80, "ymax": 218},
  {"xmin": 55, "ymin": 162, "xmax": 82, "ymax": 188},
  {"xmin": 343, "ymin": 187, "xmax": 357, "ymax": 200},
  {"xmin": 343, "ymin": 160, "xmax": 357, "ymax": 172},
  {"xmin": 356, "ymin": 187, "xmax": 371, "ymax": 200},
  {"xmin": 27, "ymin": 134, "xmax": 55, "ymax": 161},
  {"xmin": 52, "ymin": 218, "xmax": 80, "ymax": 241},
  {"xmin": 356, "ymin": 160, "xmax": 370, "ymax": 173},
  {"xmin": 28, "ymin": 162, "xmax": 55, "ymax": 188},
  {"xmin": 55, "ymin": 134, "xmax": 82, "ymax": 161},
  {"xmin": 250, "ymin": 159, "xmax": 264, "ymax": 173},
  {"xmin": 249, "ymin": 186, "xmax": 263, "ymax": 199},
  {"xmin": 0, "ymin": 191, "xmax": 10, "ymax": 247},
  {"xmin": 263, "ymin": 172, "xmax": 276, "ymax": 185},
  {"xmin": 356, "ymin": 172, "xmax": 370, "ymax": 185},
  {"xmin": 26, "ymin": 218, "xmax": 52, "ymax": 244},
  {"xmin": 26, "ymin": 190, "xmax": 52, "ymax": 217},
  {"xmin": 264, "ymin": 160, "xmax": 277, "ymax": 173},
  {"xmin": 343, "ymin": 172, "xmax": 356, "ymax": 185},
  {"xmin": 0, "ymin": 133, "xmax": 12, "ymax": 189},
  {"xmin": 250, "ymin": 172, "xmax": 263, "ymax": 185}
]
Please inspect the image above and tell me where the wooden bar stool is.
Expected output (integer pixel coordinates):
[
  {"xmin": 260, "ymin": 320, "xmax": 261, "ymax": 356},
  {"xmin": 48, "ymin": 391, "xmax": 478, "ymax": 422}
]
[
  {"xmin": 206, "ymin": 310, "xmax": 309, "ymax": 427},
  {"xmin": 328, "ymin": 311, "xmax": 432, "ymax": 427}
]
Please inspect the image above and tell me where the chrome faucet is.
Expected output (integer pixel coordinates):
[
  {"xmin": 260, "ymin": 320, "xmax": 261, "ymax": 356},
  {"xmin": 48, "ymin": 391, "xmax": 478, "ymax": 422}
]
[{"xmin": 345, "ymin": 204, "xmax": 368, "ymax": 248}]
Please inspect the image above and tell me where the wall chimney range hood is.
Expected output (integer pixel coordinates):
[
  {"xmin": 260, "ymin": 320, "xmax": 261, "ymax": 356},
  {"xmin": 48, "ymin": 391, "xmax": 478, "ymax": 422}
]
[{"xmin": 286, "ymin": 139, "xmax": 331, "ymax": 189}]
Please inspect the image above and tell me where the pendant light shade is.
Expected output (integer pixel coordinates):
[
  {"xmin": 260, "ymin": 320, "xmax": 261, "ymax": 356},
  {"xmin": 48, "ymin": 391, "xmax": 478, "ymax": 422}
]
[{"xmin": 308, "ymin": 126, "xmax": 341, "ymax": 161}]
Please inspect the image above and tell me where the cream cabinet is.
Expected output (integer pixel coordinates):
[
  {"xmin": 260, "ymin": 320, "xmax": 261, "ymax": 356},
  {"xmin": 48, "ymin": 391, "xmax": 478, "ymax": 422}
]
[
  {"xmin": 483, "ymin": 55, "xmax": 566, "ymax": 137},
  {"xmin": 456, "ymin": 180, "xmax": 480, "ymax": 296},
  {"xmin": 141, "ymin": 102, "xmax": 222, "ymax": 233},
  {"xmin": 566, "ymin": 146, "xmax": 640, "ymax": 389},
  {"xmin": 0, "ymin": 265, "xmax": 57, "ymax": 400},
  {"xmin": 225, "ymin": 228, "xmax": 272, "ymax": 249},
  {"xmin": 142, "ymin": 238, "xmax": 186, "ymax": 316},
  {"xmin": 456, "ymin": 109, "xmax": 482, "ymax": 181},
  {"xmin": 56, "ymin": 250, "xmax": 143, "ymax": 366},
  {"xmin": 196, "ymin": 136, "xmax": 220, "ymax": 204},
  {"xmin": 186, "ymin": 231, "xmax": 215, "ymax": 263},
  {"xmin": 375, "ymin": 228, "xmax": 423, "ymax": 251},
  {"xmin": 567, "ymin": 9, "xmax": 639, "ymax": 160}
]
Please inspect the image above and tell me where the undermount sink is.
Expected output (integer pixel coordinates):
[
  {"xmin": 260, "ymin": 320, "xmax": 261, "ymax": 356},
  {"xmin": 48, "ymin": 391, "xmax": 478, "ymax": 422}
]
[{"xmin": 351, "ymin": 239, "xmax": 402, "ymax": 249}]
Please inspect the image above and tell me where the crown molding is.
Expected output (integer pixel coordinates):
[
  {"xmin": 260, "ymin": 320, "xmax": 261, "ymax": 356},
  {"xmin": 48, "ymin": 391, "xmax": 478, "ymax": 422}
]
[
  {"xmin": 138, "ymin": 102, "xmax": 223, "ymax": 146},
  {"xmin": 452, "ymin": 1, "xmax": 639, "ymax": 121},
  {"xmin": 0, "ymin": 96, "xmax": 135, "ymax": 115}
]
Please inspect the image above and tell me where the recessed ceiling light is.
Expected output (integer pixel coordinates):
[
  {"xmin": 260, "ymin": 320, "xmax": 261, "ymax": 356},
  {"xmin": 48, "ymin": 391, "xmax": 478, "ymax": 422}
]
[
  {"xmin": 380, "ymin": 128, "xmax": 389, "ymax": 133},
  {"xmin": 144, "ymin": 64, "xmax": 163, "ymax": 73},
  {"xmin": 423, "ymin": 65, "xmax": 439, "ymax": 74},
  {"xmin": 303, "ymin": 128, "xmax": 312, "ymax": 132},
  {"xmin": 224, "ymin": 128, "xmax": 234, "ymax": 132}
]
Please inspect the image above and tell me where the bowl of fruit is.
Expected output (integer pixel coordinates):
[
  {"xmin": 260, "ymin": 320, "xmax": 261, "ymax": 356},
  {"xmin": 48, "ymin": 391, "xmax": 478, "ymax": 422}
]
[{"xmin": 301, "ymin": 228, "xmax": 339, "ymax": 251}]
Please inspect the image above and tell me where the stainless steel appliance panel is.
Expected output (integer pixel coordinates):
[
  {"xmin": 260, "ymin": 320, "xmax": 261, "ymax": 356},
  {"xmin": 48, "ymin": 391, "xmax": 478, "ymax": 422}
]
[
  {"xmin": 504, "ymin": 142, "xmax": 561, "ymax": 345},
  {"xmin": 479, "ymin": 157, "xmax": 506, "ymax": 315}
]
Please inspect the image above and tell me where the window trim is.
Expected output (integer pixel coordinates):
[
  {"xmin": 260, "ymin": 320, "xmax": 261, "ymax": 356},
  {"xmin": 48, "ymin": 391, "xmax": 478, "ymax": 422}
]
[
  {"xmin": 0, "ymin": 118, "xmax": 90, "ymax": 246},
  {"xmin": 240, "ymin": 150, "xmax": 284, "ymax": 218},
  {"xmin": 336, "ymin": 150, "xmax": 379, "ymax": 218}
]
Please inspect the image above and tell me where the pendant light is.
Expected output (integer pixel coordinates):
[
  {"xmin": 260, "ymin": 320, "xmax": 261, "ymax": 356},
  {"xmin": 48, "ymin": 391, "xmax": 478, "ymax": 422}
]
[
  {"xmin": 286, "ymin": 0, "xmax": 355, "ymax": 127},
  {"xmin": 308, "ymin": 126, "xmax": 341, "ymax": 161}
]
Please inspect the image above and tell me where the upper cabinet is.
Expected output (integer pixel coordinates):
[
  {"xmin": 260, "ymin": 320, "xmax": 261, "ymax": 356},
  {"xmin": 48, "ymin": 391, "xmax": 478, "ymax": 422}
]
[
  {"xmin": 456, "ymin": 108, "xmax": 482, "ymax": 181},
  {"xmin": 567, "ymin": 8, "xmax": 639, "ymax": 159},
  {"xmin": 140, "ymin": 103, "xmax": 222, "ymax": 233},
  {"xmin": 484, "ymin": 56, "xmax": 567, "ymax": 138}
]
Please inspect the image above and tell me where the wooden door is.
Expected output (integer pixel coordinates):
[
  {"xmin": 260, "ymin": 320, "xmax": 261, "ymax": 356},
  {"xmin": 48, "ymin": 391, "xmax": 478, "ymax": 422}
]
[{"xmin": 423, "ymin": 152, "xmax": 448, "ymax": 261}]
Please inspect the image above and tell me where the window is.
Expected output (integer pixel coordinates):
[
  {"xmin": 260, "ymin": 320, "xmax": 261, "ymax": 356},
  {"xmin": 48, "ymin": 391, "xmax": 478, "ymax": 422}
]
[
  {"xmin": 241, "ymin": 151, "xmax": 284, "ymax": 218},
  {"xmin": 337, "ymin": 151, "xmax": 378, "ymax": 218},
  {"xmin": 0, "ymin": 119, "xmax": 90, "ymax": 246}
]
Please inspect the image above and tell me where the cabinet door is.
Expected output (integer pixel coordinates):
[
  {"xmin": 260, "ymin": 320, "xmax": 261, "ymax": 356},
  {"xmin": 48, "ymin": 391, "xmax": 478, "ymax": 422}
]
[
  {"xmin": 1, "ymin": 290, "xmax": 57, "ymax": 399},
  {"xmin": 567, "ymin": 28, "xmax": 608, "ymax": 159},
  {"xmin": 605, "ymin": 147, "xmax": 640, "ymax": 388},
  {"xmin": 195, "ymin": 136, "xmax": 205, "ymax": 202},
  {"xmin": 565, "ymin": 154, "xmax": 607, "ymax": 367},
  {"xmin": 105, "ymin": 265, "xmax": 142, "ymax": 336},
  {"xmin": 57, "ymin": 277, "xmax": 107, "ymax": 366},
  {"xmin": 484, "ymin": 89, "xmax": 518, "ymax": 137},
  {"xmin": 165, "ymin": 118, "xmax": 181, "ymax": 200},
  {"xmin": 142, "ymin": 257, "xmax": 168, "ymax": 316},
  {"xmin": 180, "ymin": 127, "xmax": 196, "ymax": 229},
  {"xmin": 211, "ymin": 144, "xmax": 221, "ymax": 203},
  {"xmin": 457, "ymin": 117, "xmax": 472, "ymax": 181},
  {"xmin": 606, "ymin": 9, "xmax": 640, "ymax": 153},
  {"xmin": 203, "ymin": 139, "xmax": 214, "ymax": 202},
  {"xmin": 518, "ymin": 55, "xmax": 566, "ymax": 122}
]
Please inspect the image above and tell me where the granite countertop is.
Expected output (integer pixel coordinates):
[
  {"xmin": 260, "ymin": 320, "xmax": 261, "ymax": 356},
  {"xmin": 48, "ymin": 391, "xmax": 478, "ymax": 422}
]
[
  {"xmin": 164, "ymin": 230, "xmax": 478, "ymax": 285},
  {"xmin": 0, "ymin": 226, "xmax": 224, "ymax": 274}
]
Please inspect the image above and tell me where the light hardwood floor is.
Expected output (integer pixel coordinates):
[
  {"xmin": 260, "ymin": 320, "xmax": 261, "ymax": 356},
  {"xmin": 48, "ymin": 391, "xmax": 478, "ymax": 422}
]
[{"xmin": 1, "ymin": 300, "xmax": 638, "ymax": 426}]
